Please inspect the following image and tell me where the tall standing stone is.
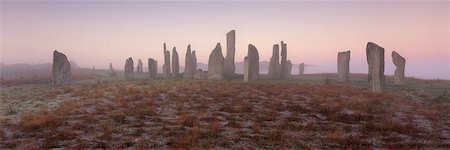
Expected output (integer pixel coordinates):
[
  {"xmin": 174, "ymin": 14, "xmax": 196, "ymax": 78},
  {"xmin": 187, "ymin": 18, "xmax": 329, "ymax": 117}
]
[
  {"xmin": 208, "ymin": 43, "xmax": 225, "ymax": 80},
  {"xmin": 184, "ymin": 45, "xmax": 193, "ymax": 79},
  {"xmin": 163, "ymin": 43, "xmax": 171, "ymax": 77},
  {"xmin": 287, "ymin": 60, "xmax": 292, "ymax": 78},
  {"xmin": 392, "ymin": 51, "xmax": 405, "ymax": 85},
  {"xmin": 137, "ymin": 59, "xmax": 143, "ymax": 74},
  {"xmin": 244, "ymin": 44, "xmax": 259, "ymax": 82},
  {"xmin": 52, "ymin": 50, "xmax": 72, "ymax": 84},
  {"xmin": 299, "ymin": 63, "xmax": 305, "ymax": 78},
  {"xmin": 148, "ymin": 58, "xmax": 157, "ymax": 80},
  {"xmin": 172, "ymin": 47, "xmax": 179, "ymax": 77},
  {"xmin": 109, "ymin": 63, "xmax": 117, "ymax": 77},
  {"xmin": 224, "ymin": 30, "xmax": 236, "ymax": 76},
  {"xmin": 269, "ymin": 44, "xmax": 280, "ymax": 79},
  {"xmin": 337, "ymin": 51, "xmax": 351, "ymax": 82},
  {"xmin": 280, "ymin": 41, "xmax": 288, "ymax": 79},
  {"xmin": 366, "ymin": 42, "xmax": 385, "ymax": 93},
  {"xmin": 183, "ymin": 45, "xmax": 197, "ymax": 79},
  {"xmin": 124, "ymin": 57, "xmax": 134, "ymax": 80}
]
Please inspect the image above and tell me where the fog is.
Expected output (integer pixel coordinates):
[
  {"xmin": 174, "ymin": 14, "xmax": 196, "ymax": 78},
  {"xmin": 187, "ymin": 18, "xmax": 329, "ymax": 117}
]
[{"xmin": 1, "ymin": 1, "xmax": 449, "ymax": 79}]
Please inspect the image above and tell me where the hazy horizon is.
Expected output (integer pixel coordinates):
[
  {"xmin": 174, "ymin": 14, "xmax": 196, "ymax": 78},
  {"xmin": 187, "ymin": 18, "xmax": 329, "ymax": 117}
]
[{"xmin": 1, "ymin": 1, "xmax": 449, "ymax": 80}]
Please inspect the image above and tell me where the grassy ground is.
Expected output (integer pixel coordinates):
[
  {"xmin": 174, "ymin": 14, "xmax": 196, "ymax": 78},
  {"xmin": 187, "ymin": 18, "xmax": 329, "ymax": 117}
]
[{"xmin": 0, "ymin": 74, "xmax": 449, "ymax": 149}]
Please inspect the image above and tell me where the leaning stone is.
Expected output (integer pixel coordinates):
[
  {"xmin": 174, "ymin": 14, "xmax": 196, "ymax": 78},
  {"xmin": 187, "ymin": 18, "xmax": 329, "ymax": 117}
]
[
  {"xmin": 392, "ymin": 51, "xmax": 405, "ymax": 85},
  {"xmin": 52, "ymin": 50, "xmax": 72, "ymax": 85}
]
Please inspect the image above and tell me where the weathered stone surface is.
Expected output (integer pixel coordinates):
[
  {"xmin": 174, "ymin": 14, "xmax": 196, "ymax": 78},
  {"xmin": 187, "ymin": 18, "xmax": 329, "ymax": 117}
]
[
  {"xmin": 392, "ymin": 51, "xmax": 405, "ymax": 85},
  {"xmin": 109, "ymin": 63, "xmax": 117, "ymax": 77},
  {"xmin": 366, "ymin": 42, "xmax": 385, "ymax": 93},
  {"xmin": 244, "ymin": 44, "xmax": 259, "ymax": 82},
  {"xmin": 183, "ymin": 45, "xmax": 197, "ymax": 79},
  {"xmin": 224, "ymin": 30, "xmax": 236, "ymax": 76},
  {"xmin": 208, "ymin": 43, "xmax": 225, "ymax": 80},
  {"xmin": 244, "ymin": 57, "xmax": 249, "ymax": 82},
  {"xmin": 337, "ymin": 51, "xmax": 351, "ymax": 82},
  {"xmin": 148, "ymin": 58, "xmax": 157, "ymax": 80},
  {"xmin": 124, "ymin": 57, "xmax": 134, "ymax": 80},
  {"xmin": 194, "ymin": 69, "xmax": 207, "ymax": 79},
  {"xmin": 287, "ymin": 60, "xmax": 292, "ymax": 78},
  {"xmin": 172, "ymin": 47, "xmax": 179, "ymax": 77},
  {"xmin": 192, "ymin": 51, "xmax": 197, "ymax": 74},
  {"xmin": 299, "ymin": 63, "xmax": 304, "ymax": 78},
  {"xmin": 280, "ymin": 41, "xmax": 288, "ymax": 79},
  {"xmin": 184, "ymin": 45, "xmax": 193, "ymax": 79},
  {"xmin": 269, "ymin": 44, "xmax": 280, "ymax": 79},
  {"xmin": 52, "ymin": 50, "xmax": 72, "ymax": 84},
  {"xmin": 163, "ymin": 43, "xmax": 171, "ymax": 77},
  {"xmin": 137, "ymin": 59, "xmax": 143, "ymax": 74}
]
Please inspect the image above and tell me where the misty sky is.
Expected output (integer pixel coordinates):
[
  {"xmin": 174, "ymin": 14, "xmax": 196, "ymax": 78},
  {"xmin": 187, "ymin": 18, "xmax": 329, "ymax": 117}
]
[{"xmin": 1, "ymin": 0, "xmax": 449, "ymax": 79}]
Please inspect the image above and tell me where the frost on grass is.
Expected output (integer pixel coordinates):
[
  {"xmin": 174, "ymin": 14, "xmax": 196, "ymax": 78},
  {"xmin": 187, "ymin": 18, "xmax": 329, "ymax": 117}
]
[{"xmin": 0, "ymin": 80, "xmax": 449, "ymax": 149}]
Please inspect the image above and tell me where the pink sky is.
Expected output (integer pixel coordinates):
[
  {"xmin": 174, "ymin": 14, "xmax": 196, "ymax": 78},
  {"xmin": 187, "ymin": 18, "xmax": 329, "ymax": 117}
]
[{"xmin": 1, "ymin": 1, "xmax": 449, "ymax": 79}]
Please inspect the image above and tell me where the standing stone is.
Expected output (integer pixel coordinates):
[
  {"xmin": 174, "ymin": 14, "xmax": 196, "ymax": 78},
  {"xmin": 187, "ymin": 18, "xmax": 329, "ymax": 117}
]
[
  {"xmin": 392, "ymin": 51, "xmax": 405, "ymax": 85},
  {"xmin": 163, "ymin": 43, "xmax": 171, "ymax": 77},
  {"xmin": 184, "ymin": 45, "xmax": 193, "ymax": 79},
  {"xmin": 52, "ymin": 50, "xmax": 72, "ymax": 84},
  {"xmin": 208, "ymin": 43, "xmax": 225, "ymax": 80},
  {"xmin": 299, "ymin": 63, "xmax": 305, "ymax": 78},
  {"xmin": 137, "ymin": 59, "xmax": 143, "ymax": 74},
  {"xmin": 280, "ymin": 41, "xmax": 288, "ymax": 79},
  {"xmin": 109, "ymin": 63, "xmax": 117, "ymax": 77},
  {"xmin": 224, "ymin": 30, "xmax": 236, "ymax": 76},
  {"xmin": 244, "ymin": 44, "xmax": 260, "ymax": 82},
  {"xmin": 287, "ymin": 60, "xmax": 292, "ymax": 78},
  {"xmin": 366, "ymin": 42, "xmax": 385, "ymax": 93},
  {"xmin": 148, "ymin": 58, "xmax": 157, "ymax": 80},
  {"xmin": 172, "ymin": 47, "xmax": 179, "ymax": 77},
  {"xmin": 269, "ymin": 44, "xmax": 280, "ymax": 79},
  {"xmin": 244, "ymin": 57, "xmax": 249, "ymax": 82},
  {"xmin": 124, "ymin": 57, "xmax": 134, "ymax": 80},
  {"xmin": 191, "ymin": 51, "xmax": 197, "ymax": 75},
  {"xmin": 183, "ymin": 45, "xmax": 197, "ymax": 79},
  {"xmin": 337, "ymin": 51, "xmax": 351, "ymax": 83}
]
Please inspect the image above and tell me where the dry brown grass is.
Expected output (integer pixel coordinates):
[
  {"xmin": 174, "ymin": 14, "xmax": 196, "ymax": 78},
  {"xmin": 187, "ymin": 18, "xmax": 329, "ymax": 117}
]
[
  {"xmin": 178, "ymin": 114, "xmax": 199, "ymax": 127},
  {"xmin": 18, "ymin": 112, "xmax": 61, "ymax": 132},
  {"xmin": 1, "ymin": 80, "xmax": 449, "ymax": 149}
]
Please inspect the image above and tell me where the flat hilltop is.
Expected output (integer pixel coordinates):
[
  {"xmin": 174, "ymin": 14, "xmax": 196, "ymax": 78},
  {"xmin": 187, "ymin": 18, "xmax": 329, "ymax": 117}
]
[{"xmin": 0, "ymin": 74, "xmax": 449, "ymax": 149}]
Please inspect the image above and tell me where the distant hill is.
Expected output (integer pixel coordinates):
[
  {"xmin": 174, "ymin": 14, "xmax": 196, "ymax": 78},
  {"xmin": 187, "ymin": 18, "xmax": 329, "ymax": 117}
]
[{"xmin": 0, "ymin": 61, "xmax": 99, "ymax": 80}]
